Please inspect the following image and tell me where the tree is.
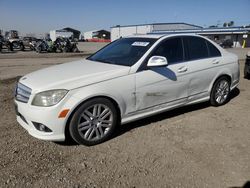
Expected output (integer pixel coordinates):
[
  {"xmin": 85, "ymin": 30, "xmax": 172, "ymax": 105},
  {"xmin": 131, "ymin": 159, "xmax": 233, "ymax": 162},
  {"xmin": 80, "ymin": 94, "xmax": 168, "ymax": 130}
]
[
  {"xmin": 223, "ymin": 21, "xmax": 235, "ymax": 27},
  {"xmin": 228, "ymin": 21, "xmax": 234, "ymax": 27}
]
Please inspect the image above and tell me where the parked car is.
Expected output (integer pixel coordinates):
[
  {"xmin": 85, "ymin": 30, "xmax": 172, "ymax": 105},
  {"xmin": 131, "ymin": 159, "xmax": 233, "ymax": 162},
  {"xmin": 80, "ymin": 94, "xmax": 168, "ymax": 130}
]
[
  {"xmin": 244, "ymin": 51, "xmax": 250, "ymax": 79},
  {"xmin": 14, "ymin": 34, "xmax": 240, "ymax": 146}
]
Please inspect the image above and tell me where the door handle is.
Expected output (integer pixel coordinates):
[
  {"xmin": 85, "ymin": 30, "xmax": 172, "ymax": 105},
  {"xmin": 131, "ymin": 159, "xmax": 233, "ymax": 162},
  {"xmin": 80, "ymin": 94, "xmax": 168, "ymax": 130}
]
[
  {"xmin": 212, "ymin": 59, "xmax": 219, "ymax": 64},
  {"xmin": 178, "ymin": 66, "xmax": 188, "ymax": 73}
]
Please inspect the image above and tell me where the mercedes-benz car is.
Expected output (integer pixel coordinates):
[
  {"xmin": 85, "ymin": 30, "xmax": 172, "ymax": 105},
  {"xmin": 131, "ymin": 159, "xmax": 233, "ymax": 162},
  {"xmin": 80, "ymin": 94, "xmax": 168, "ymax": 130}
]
[{"xmin": 14, "ymin": 34, "xmax": 240, "ymax": 146}]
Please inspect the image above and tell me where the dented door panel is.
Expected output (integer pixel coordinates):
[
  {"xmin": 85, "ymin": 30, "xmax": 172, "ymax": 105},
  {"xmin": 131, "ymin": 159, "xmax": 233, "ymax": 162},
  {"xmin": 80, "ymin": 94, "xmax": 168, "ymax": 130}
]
[{"xmin": 135, "ymin": 64, "xmax": 188, "ymax": 110}]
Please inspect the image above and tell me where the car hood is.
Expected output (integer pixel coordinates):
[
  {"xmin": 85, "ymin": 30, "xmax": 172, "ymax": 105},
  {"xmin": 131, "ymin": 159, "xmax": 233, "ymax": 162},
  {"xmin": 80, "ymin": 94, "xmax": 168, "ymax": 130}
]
[{"xmin": 19, "ymin": 59, "xmax": 130, "ymax": 93}]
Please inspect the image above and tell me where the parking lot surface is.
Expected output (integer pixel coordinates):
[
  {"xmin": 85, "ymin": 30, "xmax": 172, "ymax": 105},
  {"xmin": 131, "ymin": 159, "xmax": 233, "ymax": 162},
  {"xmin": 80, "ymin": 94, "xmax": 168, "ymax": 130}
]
[{"xmin": 0, "ymin": 46, "xmax": 250, "ymax": 187}]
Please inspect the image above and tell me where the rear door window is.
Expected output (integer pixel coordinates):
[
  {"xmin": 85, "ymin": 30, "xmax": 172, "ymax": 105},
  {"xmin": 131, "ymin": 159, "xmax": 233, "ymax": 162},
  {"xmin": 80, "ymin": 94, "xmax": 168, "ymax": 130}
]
[
  {"xmin": 184, "ymin": 36, "xmax": 209, "ymax": 61},
  {"xmin": 206, "ymin": 41, "xmax": 221, "ymax": 57}
]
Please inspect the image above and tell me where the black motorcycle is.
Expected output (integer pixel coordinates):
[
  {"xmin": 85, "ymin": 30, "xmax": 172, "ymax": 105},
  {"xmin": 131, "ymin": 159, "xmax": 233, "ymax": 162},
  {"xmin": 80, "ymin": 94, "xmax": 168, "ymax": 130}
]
[{"xmin": 54, "ymin": 37, "xmax": 79, "ymax": 53}]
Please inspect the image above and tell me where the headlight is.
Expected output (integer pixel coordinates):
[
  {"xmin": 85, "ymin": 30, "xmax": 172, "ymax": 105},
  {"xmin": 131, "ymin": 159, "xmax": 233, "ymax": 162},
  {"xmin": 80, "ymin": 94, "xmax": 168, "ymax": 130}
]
[{"xmin": 32, "ymin": 89, "xmax": 68, "ymax": 107}]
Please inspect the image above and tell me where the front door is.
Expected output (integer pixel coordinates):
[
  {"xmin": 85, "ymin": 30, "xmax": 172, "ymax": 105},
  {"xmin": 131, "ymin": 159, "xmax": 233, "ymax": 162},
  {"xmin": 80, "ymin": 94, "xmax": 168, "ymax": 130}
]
[{"xmin": 135, "ymin": 37, "xmax": 189, "ymax": 110}]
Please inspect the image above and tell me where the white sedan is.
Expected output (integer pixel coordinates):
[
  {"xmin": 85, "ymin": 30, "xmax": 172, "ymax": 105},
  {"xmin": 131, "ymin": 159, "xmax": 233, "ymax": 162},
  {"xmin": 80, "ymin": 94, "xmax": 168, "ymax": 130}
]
[{"xmin": 15, "ymin": 34, "xmax": 240, "ymax": 145}]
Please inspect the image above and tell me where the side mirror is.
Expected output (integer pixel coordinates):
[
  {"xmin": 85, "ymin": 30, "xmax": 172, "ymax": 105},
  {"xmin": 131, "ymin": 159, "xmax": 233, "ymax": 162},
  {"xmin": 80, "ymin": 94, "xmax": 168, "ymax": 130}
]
[{"xmin": 147, "ymin": 56, "xmax": 168, "ymax": 67}]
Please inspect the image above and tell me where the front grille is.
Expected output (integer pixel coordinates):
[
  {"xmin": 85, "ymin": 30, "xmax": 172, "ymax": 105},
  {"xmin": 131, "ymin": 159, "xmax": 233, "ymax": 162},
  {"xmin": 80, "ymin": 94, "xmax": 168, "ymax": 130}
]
[{"xmin": 15, "ymin": 82, "xmax": 32, "ymax": 103}]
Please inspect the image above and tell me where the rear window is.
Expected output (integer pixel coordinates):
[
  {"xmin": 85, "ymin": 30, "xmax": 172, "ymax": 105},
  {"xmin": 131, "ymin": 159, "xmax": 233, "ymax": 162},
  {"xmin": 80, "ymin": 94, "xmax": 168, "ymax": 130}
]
[
  {"xmin": 206, "ymin": 41, "xmax": 221, "ymax": 57},
  {"xmin": 184, "ymin": 36, "xmax": 209, "ymax": 61}
]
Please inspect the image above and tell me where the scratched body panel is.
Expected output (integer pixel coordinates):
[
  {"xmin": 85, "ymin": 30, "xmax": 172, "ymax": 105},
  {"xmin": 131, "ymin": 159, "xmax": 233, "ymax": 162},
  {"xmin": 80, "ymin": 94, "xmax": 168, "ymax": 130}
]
[{"xmin": 135, "ymin": 64, "xmax": 188, "ymax": 110}]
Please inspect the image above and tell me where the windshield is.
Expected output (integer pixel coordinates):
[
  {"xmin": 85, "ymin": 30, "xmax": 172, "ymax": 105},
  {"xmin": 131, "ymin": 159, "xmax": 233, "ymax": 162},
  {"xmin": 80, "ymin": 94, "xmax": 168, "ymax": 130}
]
[{"xmin": 87, "ymin": 37, "xmax": 157, "ymax": 66}]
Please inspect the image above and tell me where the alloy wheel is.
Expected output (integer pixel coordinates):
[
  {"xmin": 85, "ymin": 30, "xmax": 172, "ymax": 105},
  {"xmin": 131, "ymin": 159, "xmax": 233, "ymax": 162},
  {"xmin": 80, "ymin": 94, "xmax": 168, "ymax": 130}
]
[{"xmin": 77, "ymin": 104, "xmax": 113, "ymax": 141}]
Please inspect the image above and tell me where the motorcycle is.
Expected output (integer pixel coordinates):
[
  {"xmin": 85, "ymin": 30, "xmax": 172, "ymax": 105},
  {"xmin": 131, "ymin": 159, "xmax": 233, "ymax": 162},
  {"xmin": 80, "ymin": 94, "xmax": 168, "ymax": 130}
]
[
  {"xmin": 35, "ymin": 40, "xmax": 48, "ymax": 53},
  {"xmin": 35, "ymin": 39, "xmax": 56, "ymax": 53},
  {"xmin": 54, "ymin": 37, "xmax": 79, "ymax": 53},
  {"xmin": 62, "ymin": 38, "xmax": 79, "ymax": 52}
]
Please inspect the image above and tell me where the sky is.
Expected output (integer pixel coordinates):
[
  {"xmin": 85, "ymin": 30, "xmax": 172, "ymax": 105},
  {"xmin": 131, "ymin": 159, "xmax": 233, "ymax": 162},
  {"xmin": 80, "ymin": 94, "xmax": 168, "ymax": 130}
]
[{"xmin": 0, "ymin": 0, "xmax": 250, "ymax": 36}]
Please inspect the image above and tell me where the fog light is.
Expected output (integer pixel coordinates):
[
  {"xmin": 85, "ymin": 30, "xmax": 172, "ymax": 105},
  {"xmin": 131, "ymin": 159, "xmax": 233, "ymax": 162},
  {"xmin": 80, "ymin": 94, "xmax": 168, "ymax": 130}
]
[
  {"xmin": 39, "ymin": 124, "xmax": 46, "ymax": 131},
  {"xmin": 32, "ymin": 122, "xmax": 52, "ymax": 132}
]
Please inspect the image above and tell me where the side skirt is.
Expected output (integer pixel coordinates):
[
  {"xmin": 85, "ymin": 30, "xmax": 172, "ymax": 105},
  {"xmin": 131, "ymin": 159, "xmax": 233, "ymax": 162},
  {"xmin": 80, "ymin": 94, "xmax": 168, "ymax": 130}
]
[{"xmin": 121, "ymin": 95, "xmax": 210, "ymax": 125}]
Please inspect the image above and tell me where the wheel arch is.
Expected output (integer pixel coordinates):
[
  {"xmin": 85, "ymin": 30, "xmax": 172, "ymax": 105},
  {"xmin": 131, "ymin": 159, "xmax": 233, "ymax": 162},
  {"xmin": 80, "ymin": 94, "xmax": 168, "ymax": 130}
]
[{"xmin": 208, "ymin": 73, "xmax": 232, "ymax": 94}]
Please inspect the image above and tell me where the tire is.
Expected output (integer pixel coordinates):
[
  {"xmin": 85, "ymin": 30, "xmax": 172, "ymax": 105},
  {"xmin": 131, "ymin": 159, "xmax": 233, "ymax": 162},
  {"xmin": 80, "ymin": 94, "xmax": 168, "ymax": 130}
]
[
  {"xmin": 9, "ymin": 43, "xmax": 13, "ymax": 51},
  {"xmin": 36, "ymin": 46, "xmax": 42, "ymax": 53},
  {"xmin": 63, "ymin": 47, "xmax": 68, "ymax": 53},
  {"xmin": 73, "ymin": 47, "xmax": 79, "ymax": 53},
  {"xmin": 244, "ymin": 65, "xmax": 250, "ymax": 79},
  {"xmin": 69, "ymin": 98, "xmax": 118, "ymax": 146},
  {"xmin": 20, "ymin": 44, "xmax": 25, "ymax": 51},
  {"xmin": 210, "ymin": 76, "xmax": 231, "ymax": 106}
]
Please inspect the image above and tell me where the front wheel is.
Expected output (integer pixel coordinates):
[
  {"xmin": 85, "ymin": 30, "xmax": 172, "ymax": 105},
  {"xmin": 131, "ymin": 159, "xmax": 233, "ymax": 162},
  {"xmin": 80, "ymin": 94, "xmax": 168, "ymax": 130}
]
[
  {"xmin": 210, "ymin": 76, "xmax": 231, "ymax": 106},
  {"xmin": 36, "ymin": 46, "xmax": 42, "ymax": 53},
  {"xmin": 69, "ymin": 98, "xmax": 118, "ymax": 146}
]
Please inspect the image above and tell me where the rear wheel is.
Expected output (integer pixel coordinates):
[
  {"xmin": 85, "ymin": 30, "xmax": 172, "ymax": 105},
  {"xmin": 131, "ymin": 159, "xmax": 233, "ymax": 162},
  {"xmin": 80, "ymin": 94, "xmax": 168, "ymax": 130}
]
[
  {"xmin": 69, "ymin": 98, "xmax": 118, "ymax": 146},
  {"xmin": 73, "ymin": 46, "xmax": 79, "ymax": 53},
  {"xmin": 210, "ymin": 76, "xmax": 231, "ymax": 106},
  {"xmin": 20, "ymin": 43, "xmax": 25, "ymax": 51}
]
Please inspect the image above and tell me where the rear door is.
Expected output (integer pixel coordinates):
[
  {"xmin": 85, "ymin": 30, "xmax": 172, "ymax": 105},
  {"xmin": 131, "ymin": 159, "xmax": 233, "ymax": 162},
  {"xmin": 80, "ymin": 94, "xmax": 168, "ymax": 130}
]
[{"xmin": 183, "ymin": 36, "xmax": 222, "ymax": 101}]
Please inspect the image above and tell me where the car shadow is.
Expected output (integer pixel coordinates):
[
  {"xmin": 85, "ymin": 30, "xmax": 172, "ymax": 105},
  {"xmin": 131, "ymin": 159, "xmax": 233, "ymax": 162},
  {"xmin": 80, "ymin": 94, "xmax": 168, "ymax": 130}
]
[{"xmin": 56, "ymin": 88, "xmax": 240, "ymax": 146}]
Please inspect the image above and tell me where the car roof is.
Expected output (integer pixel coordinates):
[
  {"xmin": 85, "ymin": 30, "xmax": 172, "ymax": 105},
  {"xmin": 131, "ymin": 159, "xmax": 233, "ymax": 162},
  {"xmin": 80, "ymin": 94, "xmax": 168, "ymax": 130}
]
[{"xmin": 125, "ymin": 33, "xmax": 199, "ymax": 39}]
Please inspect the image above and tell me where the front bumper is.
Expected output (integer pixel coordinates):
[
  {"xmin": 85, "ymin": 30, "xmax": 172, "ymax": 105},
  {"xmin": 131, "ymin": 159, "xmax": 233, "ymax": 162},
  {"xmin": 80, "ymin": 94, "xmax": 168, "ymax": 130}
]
[
  {"xmin": 15, "ymin": 100, "xmax": 67, "ymax": 141},
  {"xmin": 17, "ymin": 115, "xmax": 65, "ymax": 141}
]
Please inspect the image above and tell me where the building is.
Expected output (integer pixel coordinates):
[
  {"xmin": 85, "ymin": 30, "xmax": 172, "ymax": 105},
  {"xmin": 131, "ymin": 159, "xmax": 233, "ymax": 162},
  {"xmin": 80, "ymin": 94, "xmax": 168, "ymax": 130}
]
[
  {"xmin": 50, "ymin": 29, "xmax": 73, "ymax": 41},
  {"xmin": 84, "ymin": 30, "xmax": 110, "ymax": 42},
  {"xmin": 62, "ymin": 27, "xmax": 81, "ymax": 40},
  {"xmin": 111, "ymin": 22, "xmax": 202, "ymax": 41},
  {"xmin": 150, "ymin": 26, "xmax": 250, "ymax": 47},
  {"xmin": 49, "ymin": 27, "xmax": 80, "ymax": 41}
]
